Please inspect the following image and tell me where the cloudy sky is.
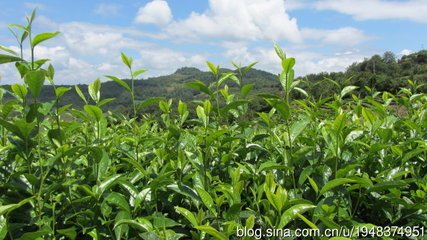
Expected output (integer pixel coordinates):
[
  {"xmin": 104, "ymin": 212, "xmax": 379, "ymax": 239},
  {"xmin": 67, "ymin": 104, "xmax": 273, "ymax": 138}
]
[{"xmin": 0, "ymin": 0, "xmax": 426, "ymax": 84}]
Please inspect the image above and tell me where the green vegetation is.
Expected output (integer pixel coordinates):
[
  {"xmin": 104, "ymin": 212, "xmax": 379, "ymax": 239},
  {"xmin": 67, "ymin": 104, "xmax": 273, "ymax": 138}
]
[
  {"xmin": 2, "ymin": 49, "xmax": 427, "ymax": 116},
  {"xmin": 0, "ymin": 10, "xmax": 426, "ymax": 240}
]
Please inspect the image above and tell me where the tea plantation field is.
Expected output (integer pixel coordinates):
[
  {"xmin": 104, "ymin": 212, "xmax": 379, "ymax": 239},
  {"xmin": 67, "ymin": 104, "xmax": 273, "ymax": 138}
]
[{"xmin": 0, "ymin": 10, "xmax": 426, "ymax": 240}]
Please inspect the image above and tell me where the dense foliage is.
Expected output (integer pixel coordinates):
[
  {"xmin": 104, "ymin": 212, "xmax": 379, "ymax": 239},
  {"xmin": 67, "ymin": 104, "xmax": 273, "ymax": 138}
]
[{"xmin": 0, "ymin": 10, "xmax": 426, "ymax": 240}]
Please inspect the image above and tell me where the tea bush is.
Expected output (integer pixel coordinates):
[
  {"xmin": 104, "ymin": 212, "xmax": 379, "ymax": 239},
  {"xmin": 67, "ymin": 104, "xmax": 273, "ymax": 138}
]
[{"xmin": 0, "ymin": 10, "xmax": 426, "ymax": 240}]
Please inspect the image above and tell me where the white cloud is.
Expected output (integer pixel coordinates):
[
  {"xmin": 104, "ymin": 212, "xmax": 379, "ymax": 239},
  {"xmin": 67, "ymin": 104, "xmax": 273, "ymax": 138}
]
[
  {"xmin": 315, "ymin": 0, "xmax": 427, "ymax": 23},
  {"xmin": 165, "ymin": 0, "xmax": 301, "ymax": 43},
  {"xmin": 94, "ymin": 3, "xmax": 121, "ymax": 16},
  {"xmin": 221, "ymin": 44, "xmax": 368, "ymax": 77},
  {"xmin": 24, "ymin": 2, "xmax": 46, "ymax": 11},
  {"xmin": 59, "ymin": 22, "xmax": 148, "ymax": 56},
  {"xmin": 302, "ymin": 27, "xmax": 373, "ymax": 46},
  {"xmin": 400, "ymin": 49, "xmax": 413, "ymax": 56},
  {"xmin": 139, "ymin": 48, "xmax": 208, "ymax": 76},
  {"xmin": 135, "ymin": 0, "xmax": 173, "ymax": 26},
  {"xmin": 285, "ymin": 0, "xmax": 310, "ymax": 11}
]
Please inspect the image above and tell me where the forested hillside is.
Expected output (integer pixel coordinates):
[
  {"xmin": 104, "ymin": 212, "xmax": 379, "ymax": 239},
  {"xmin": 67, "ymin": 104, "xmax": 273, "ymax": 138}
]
[{"xmin": 2, "ymin": 50, "xmax": 426, "ymax": 114}]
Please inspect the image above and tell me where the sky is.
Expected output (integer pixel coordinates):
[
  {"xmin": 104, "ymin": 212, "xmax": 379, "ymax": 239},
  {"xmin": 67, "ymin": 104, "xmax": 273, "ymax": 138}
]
[{"xmin": 0, "ymin": 0, "xmax": 426, "ymax": 85}]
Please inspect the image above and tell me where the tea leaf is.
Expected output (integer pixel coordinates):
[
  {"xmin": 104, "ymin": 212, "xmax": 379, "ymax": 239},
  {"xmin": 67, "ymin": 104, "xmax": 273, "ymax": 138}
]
[
  {"xmin": 195, "ymin": 225, "xmax": 227, "ymax": 240},
  {"xmin": 121, "ymin": 52, "xmax": 133, "ymax": 69},
  {"xmin": 24, "ymin": 70, "xmax": 45, "ymax": 98},
  {"xmin": 278, "ymin": 204, "xmax": 315, "ymax": 228},
  {"xmin": 105, "ymin": 75, "xmax": 131, "ymax": 92},
  {"xmin": 0, "ymin": 54, "xmax": 22, "ymax": 64},
  {"xmin": 175, "ymin": 206, "xmax": 199, "ymax": 227},
  {"xmin": 320, "ymin": 178, "xmax": 356, "ymax": 195},
  {"xmin": 32, "ymin": 31, "xmax": 60, "ymax": 48}
]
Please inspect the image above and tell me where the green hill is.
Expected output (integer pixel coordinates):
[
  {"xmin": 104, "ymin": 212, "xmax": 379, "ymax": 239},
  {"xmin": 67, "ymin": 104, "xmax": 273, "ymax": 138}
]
[{"xmin": 2, "ymin": 50, "xmax": 426, "ymax": 114}]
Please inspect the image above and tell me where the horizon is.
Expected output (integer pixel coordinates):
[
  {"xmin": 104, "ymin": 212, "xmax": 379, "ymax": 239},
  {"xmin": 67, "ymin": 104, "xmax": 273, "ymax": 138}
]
[{"xmin": 0, "ymin": 0, "xmax": 426, "ymax": 85}]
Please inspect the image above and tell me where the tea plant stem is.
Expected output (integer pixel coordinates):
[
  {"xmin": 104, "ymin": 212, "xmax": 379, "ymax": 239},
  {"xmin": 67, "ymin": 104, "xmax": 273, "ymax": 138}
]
[
  {"xmin": 203, "ymin": 126, "xmax": 209, "ymax": 190},
  {"xmin": 286, "ymin": 122, "xmax": 296, "ymax": 190},
  {"xmin": 128, "ymin": 67, "xmax": 136, "ymax": 118},
  {"xmin": 352, "ymin": 187, "xmax": 362, "ymax": 217},
  {"xmin": 214, "ymin": 75, "xmax": 221, "ymax": 125}
]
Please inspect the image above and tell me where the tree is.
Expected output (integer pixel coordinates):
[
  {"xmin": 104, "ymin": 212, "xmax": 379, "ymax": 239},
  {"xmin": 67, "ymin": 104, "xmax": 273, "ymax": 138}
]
[{"xmin": 382, "ymin": 51, "xmax": 396, "ymax": 64}]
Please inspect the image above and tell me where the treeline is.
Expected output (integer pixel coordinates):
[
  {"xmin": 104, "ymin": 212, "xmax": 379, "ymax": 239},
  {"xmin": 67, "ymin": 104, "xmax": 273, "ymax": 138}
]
[
  {"xmin": 2, "ymin": 50, "xmax": 426, "ymax": 114},
  {"xmin": 299, "ymin": 50, "xmax": 427, "ymax": 99}
]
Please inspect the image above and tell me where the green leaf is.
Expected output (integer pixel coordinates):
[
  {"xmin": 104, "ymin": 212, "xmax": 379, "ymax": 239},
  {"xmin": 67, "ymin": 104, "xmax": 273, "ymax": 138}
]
[
  {"xmin": 0, "ymin": 216, "xmax": 7, "ymax": 240},
  {"xmin": 96, "ymin": 149, "xmax": 111, "ymax": 181},
  {"xmin": 290, "ymin": 117, "xmax": 310, "ymax": 143},
  {"xmin": 152, "ymin": 214, "xmax": 181, "ymax": 228},
  {"xmin": 362, "ymin": 107, "xmax": 377, "ymax": 127},
  {"xmin": 296, "ymin": 212, "xmax": 318, "ymax": 229},
  {"xmin": 221, "ymin": 100, "xmax": 249, "ymax": 114},
  {"xmin": 268, "ymin": 99, "xmax": 290, "ymax": 120},
  {"xmin": 57, "ymin": 227, "xmax": 77, "ymax": 240},
  {"xmin": 218, "ymin": 72, "xmax": 237, "ymax": 86},
  {"xmin": 367, "ymin": 180, "xmax": 407, "ymax": 193},
  {"xmin": 84, "ymin": 105, "xmax": 103, "ymax": 122},
  {"xmin": 11, "ymin": 84, "xmax": 27, "ymax": 100},
  {"xmin": 0, "ymin": 45, "xmax": 18, "ymax": 55},
  {"xmin": 75, "ymin": 85, "xmax": 87, "ymax": 104},
  {"xmin": 27, "ymin": 9, "xmax": 36, "ymax": 24},
  {"xmin": 159, "ymin": 100, "xmax": 170, "ymax": 113},
  {"xmin": 206, "ymin": 61, "xmax": 219, "ymax": 75},
  {"xmin": 178, "ymin": 100, "xmax": 188, "ymax": 116},
  {"xmin": 319, "ymin": 178, "xmax": 356, "ymax": 195},
  {"xmin": 196, "ymin": 106, "xmax": 208, "ymax": 127},
  {"xmin": 24, "ymin": 70, "xmax": 45, "ymax": 98},
  {"xmin": 132, "ymin": 68, "xmax": 148, "ymax": 78},
  {"xmin": 175, "ymin": 206, "xmax": 199, "ymax": 227},
  {"xmin": 282, "ymin": 57, "xmax": 295, "ymax": 74},
  {"xmin": 291, "ymin": 86, "xmax": 306, "ymax": 97},
  {"xmin": 121, "ymin": 52, "xmax": 133, "ymax": 69},
  {"xmin": 47, "ymin": 64, "xmax": 55, "ymax": 80},
  {"xmin": 340, "ymin": 85, "xmax": 358, "ymax": 98},
  {"xmin": 0, "ymin": 54, "xmax": 22, "ymax": 64},
  {"xmin": 274, "ymin": 43, "xmax": 286, "ymax": 60},
  {"xmin": 184, "ymin": 80, "xmax": 212, "ymax": 96},
  {"xmin": 32, "ymin": 32, "xmax": 60, "ymax": 48},
  {"xmin": 18, "ymin": 228, "xmax": 50, "ymax": 240},
  {"xmin": 333, "ymin": 113, "xmax": 347, "ymax": 133},
  {"xmin": 240, "ymin": 83, "xmax": 255, "ymax": 98},
  {"xmin": 245, "ymin": 215, "xmax": 255, "ymax": 229},
  {"xmin": 15, "ymin": 119, "xmax": 36, "ymax": 140},
  {"xmin": 243, "ymin": 61, "xmax": 257, "ymax": 74},
  {"xmin": 278, "ymin": 204, "xmax": 315, "ymax": 228},
  {"xmin": 97, "ymin": 98, "xmax": 115, "ymax": 107},
  {"xmin": 167, "ymin": 184, "xmax": 200, "ymax": 204},
  {"xmin": 137, "ymin": 97, "xmax": 164, "ymax": 110},
  {"xmin": 308, "ymin": 177, "xmax": 318, "ymax": 195},
  {"xmin": 26, "ymin": 103, "xmax": 40, "ymax": 123},
  {"xmin": 88, "ymin": 78, "xmax": 101, "ymax": 103},
  {"xmin": 106, "ymin": 192, "xmax": 130, "ymax": 213},
  {"xmin": 0, "ymin": 118, "xmax": 21, "ymax": 139},
  {"xmin": 0, "ymin": 197, "xmax": 33, "ymax": 216},
  {"xmin": 195, "ymin": 187, "xmax": 214, "ymax": 212},
  {"xmin": 114, "ymin": 219, "xmax": 152, "ymax": 232},
  {"xmin": 95, "ymin": 174, "xmax": 122, "ymax": 198},
  {"xmin": 55, "ymin": 86, "xmax": 71, "ymax": 99},
  {"xmin": 87, "ymin": 229, "xmax": 98, "ymax": 240},
  {"xmin": 195, "ymin": 225, "xmax": 227, "ymax": 240},
  {"xmin": 105, "ymin": 75, "xmax": 131, "ymax": 92},
  {"xmin": 115, "ymin": 211, "xmax": 131, "ymax": 240},
  {"xmin": 120, "ymin": 156, "xmax": 146, "ymax": 175}
]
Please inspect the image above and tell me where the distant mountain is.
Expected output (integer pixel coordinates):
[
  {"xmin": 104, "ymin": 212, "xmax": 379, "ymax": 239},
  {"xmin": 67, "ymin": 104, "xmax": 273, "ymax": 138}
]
[{"xmin": 1, "ymin": 50, "xmax": 426, "ymax": 114}]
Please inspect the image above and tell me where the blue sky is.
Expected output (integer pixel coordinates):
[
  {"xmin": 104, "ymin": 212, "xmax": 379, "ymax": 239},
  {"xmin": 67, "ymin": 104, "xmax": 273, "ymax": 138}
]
[{"xmin": 0, "ymin": 0, "xmax": 426, "ymax": 84}]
